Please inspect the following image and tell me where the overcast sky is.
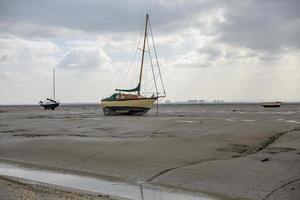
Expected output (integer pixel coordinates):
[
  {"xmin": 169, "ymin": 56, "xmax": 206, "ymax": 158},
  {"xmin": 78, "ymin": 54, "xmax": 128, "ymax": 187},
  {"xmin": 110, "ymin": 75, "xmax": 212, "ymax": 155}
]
[{"xmin": 0, "ymin": 0, "xmax": 299, "ymax": 104}]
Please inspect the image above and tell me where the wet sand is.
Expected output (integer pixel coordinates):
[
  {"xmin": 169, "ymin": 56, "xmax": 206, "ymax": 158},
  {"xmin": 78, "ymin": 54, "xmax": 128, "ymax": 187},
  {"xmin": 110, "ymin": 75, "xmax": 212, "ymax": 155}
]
[{"xmin": 0, "ymin": 104, "xmax": 299, "ymax": 199}]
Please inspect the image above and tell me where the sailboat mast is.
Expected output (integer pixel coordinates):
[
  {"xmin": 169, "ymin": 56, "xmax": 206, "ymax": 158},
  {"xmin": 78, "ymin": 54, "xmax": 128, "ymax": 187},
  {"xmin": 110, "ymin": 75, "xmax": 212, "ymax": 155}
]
[
  {"xmin": 53, "ymin": 68, "xmax": 55, "ymax": 100},
  {"xmin": 138, "ymin": 14, "xmax": 149, "ymax": 95}
]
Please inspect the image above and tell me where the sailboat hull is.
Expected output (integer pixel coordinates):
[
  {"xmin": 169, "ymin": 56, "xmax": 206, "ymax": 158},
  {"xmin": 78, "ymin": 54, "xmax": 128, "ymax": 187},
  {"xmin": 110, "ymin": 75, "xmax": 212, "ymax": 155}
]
[
  {"xmin": 101, "ymin": 98, "xmax": 156, "ymax": 115},
  {"xmin": 261, "ymin": 102, "xmax": 282, "ymax": 108},
  {"xmin": 40, "ymin": 103, "xmax": 60, "ymax": 110}
]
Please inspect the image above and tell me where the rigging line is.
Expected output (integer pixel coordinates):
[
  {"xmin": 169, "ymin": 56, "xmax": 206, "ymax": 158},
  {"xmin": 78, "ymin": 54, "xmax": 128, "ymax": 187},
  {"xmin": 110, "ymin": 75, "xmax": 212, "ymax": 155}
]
[
  {"xmin": 116, "ymin": 48, "xmax": 138, "ymax": 89},
  {"xmin": 149, "ymin": 20, "xmax": 166, "ymax": 96},
  {"xmin": 142, "ymin": 72, "xmax": 161, "ymax": 88},
  {"xmin": 146, "ymin": 34, "xmax": 159, "ymax": 96},
  {"xmin": 142, "ymin": 76, "xmax": 156, "ymax": 91},
  {"xmin": 53, "ymin": 67, "xmax": 55, "ymax": 100},
  {"xmin": 119, "ymin": 31, "xmax": 143, "ymax": 87},
  {"xmin": 140, "ymin": 69, "xmax": 156, "ymax": 93},
  {"xmin": 141, "ymin": 66, "xmax": 161, "ymax": 86},
  {"xmin": 140, "ymin": 69, "xmax": 158, "ymax": 86},
  {"xmin": 104, "ymin": 21, "xmax": 143, "ymax": 94},
  {"xmin": 117, "ymin": 46, "xmax": 138, "ymax": 87},
  {"xmin": 141, "ymin": 62, "xmax": 160, "ymax": 90},
  {"xmin": 115, "ymin": 22, "xmax": 145, "ymax": 89}
]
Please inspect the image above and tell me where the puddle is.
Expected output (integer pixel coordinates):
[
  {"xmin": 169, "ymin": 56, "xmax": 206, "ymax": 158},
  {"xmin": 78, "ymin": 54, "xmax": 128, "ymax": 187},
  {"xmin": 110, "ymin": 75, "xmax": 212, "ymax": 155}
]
[
  {"xmin": 92, "ymin": 118, "xmax": 102, "ymax": 121},
  {"xmin": 0, "ymin": 162, "xmax": 215, "ymax": 200},
  {"xmin": 275, "ymin": 118, "xmax": 283, "ymax": 121},
  {"xmin": 242, "ymin": 119, "xmax": 255, "ymax": 122},
  {"xmin": 178, "ymin": 120, "xmax": 199, "ymax": 123},
  {"xmin": 285, "ymin": 120, "xmax": 300, "ymax": 124}
]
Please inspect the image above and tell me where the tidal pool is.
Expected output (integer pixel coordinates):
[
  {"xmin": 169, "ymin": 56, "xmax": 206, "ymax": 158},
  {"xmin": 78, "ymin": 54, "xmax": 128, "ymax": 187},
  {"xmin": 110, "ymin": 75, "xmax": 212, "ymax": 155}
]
[{"xmin": 0, "ymin": 162, "xmax": 216, "ymax": 200}]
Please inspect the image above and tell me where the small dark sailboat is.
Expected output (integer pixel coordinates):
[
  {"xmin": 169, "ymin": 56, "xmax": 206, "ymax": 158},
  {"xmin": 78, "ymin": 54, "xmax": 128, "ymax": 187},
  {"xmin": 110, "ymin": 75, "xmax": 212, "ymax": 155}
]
[{"xmin": 39, "ymin": 68, "xmax": 60, "ymax": 110}]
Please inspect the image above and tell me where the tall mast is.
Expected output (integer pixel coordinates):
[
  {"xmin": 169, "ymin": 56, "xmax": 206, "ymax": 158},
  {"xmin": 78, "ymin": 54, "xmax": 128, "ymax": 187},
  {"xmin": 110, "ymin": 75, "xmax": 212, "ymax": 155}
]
[
  {"xmin": 53, "ymin": 68, "xmax": 55, "ymax": 100},
  {"xmin": 138, "ymin": 14, "xmax": 149, "ymax": 95}
]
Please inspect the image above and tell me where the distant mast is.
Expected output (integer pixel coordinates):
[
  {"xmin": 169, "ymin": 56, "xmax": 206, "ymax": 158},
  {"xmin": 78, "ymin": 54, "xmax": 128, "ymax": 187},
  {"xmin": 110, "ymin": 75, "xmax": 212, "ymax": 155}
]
[
  {"xmin": 53, "ymin": 68, "xmax": 55, "ymax": 100},
  {"xmin": 39, "ymin": 67, "xmax": 60, "ymax": 110}
]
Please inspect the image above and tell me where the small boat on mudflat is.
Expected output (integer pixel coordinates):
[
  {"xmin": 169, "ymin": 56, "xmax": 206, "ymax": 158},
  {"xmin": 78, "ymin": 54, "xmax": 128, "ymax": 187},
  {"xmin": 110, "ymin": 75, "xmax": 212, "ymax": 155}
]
[
  {"xmin": 39, "ymin": 98, "xmax": 60, "ymax": 110},
  {"xmin": 261, "ymin": 102, "xmax": 282, "ymax": 108},
  {"xmin": 39, "ymin": 68, "xmax": 60, "ymax": 110}
]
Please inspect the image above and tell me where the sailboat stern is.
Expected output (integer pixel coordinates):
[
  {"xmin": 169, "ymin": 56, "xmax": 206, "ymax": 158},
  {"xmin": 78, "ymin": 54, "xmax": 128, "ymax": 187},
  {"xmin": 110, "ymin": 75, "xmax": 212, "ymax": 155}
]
[{"xmin": 101, "ymin": 98, "xmax": 157, "ymax": 115}]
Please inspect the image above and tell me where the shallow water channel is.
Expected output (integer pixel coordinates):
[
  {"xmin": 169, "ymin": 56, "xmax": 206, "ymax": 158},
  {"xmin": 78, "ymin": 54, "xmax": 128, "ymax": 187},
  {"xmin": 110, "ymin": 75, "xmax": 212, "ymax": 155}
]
[{"xmin": 0, "ymin": 162, "xmax": 215, "ymax": 200}]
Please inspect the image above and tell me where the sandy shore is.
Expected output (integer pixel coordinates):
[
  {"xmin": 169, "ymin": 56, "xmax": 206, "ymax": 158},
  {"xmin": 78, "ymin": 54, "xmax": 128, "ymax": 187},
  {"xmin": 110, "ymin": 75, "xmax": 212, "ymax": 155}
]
[
  {"xmin": 0, "ymin": 176, "xmax": 111, "ymax": 200},
  {"xmin": 0, "ymin": 104, "xmax": 299, "ymax": 199}
]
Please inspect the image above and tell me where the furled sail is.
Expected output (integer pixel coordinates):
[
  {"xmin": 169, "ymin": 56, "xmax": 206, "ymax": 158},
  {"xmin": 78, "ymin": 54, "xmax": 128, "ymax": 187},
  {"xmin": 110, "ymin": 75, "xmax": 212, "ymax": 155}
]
[{"xmin": 115, "ymin": 83, "xmax": 140, "ymax": 92}]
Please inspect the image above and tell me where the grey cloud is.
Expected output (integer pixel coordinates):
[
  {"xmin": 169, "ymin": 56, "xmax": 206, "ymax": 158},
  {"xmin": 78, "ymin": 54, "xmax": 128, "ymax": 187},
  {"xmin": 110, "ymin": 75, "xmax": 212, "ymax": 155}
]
[
  {"xmin": 216, "ymin": 0, "xmax": 300, "ymax": 51},
  {"xmin": 198, "ymin": 46, "xmax": 222, "ymax": 60},
  {"xmin": 0, "ymin": 0, "xmax": 213, "ymax": 37},
  {"xmin": 0, "ymin": 55, "xmax": 8, "ymax": 62},
  {"xmin": 58, "ymin": 47, "xmax": 111, "ymax": 70},
  {"xmin": 1, "ymin": 0, "xmax": 299, "ymax": 53}
]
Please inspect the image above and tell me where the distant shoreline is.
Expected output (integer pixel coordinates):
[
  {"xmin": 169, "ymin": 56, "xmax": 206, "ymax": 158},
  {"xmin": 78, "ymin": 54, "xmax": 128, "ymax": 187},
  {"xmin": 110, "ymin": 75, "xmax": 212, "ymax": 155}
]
[{"xmin": 0, "ymin": 102, "xmax": 300, "ymax": 106}]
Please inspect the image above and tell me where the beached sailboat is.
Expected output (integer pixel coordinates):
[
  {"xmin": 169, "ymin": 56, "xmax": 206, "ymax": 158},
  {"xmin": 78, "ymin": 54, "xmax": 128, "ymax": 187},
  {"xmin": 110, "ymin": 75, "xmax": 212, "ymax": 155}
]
[
  {"xmin": 39, "ymin": 68, "xmax": 60, "ymax": 110},
  {"xmin": 101, "ymin": 14, "xmax": 165, "ymax": 115}
]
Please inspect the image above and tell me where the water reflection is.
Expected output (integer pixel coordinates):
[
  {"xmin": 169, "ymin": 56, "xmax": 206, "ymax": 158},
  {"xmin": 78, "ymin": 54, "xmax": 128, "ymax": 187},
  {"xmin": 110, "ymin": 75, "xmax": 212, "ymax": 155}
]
[{"xmin": 0, "ymin": 162, "xmax": 215, "ymax": 200}]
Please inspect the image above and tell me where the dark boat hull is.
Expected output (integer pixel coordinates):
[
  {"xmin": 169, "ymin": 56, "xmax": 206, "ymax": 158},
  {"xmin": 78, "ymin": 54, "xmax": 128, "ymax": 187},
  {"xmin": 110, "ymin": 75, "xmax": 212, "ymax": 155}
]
[
  {"xmin": 40, "ymin": 103, "xmax": 60, "ymax": 110},
  {"xmin": 261, "ymin": 102, "xmax": 282, "ymax": 108},
  {"xmin": 262, "ymin": 104, "xmax": 281, "ymax": 108},
  {"xmin": 103, "ymin": 107, "xmax": 150, "ymax": 116}
]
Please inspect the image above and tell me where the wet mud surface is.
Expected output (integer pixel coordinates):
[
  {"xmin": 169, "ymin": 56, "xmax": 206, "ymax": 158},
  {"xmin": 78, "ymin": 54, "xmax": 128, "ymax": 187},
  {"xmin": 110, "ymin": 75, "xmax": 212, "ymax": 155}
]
[{"xmin": 0, "ymin": 104, "xmax": 300, "ymax": 200}]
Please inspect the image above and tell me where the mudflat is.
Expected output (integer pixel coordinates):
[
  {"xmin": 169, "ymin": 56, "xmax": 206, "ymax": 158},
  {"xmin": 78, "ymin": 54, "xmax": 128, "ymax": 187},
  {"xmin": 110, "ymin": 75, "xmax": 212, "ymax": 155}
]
[{"xmin": 0, "ymin": 104, "xmax": 299, "ymax": 200}]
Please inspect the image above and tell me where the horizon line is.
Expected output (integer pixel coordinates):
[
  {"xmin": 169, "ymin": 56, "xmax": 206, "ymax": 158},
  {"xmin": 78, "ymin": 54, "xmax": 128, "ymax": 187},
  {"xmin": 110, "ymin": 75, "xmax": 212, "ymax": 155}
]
[{"xmin": 1, "ymin": 101, "xmax": 300, "ymax": 106}]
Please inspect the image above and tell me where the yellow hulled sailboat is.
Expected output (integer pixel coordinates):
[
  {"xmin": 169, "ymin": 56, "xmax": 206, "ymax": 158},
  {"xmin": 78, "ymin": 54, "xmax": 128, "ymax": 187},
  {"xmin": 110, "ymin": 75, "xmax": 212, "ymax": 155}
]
[{"xmin": 101, "ymin": 14, "xmax": 165, "ymax": 115}]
